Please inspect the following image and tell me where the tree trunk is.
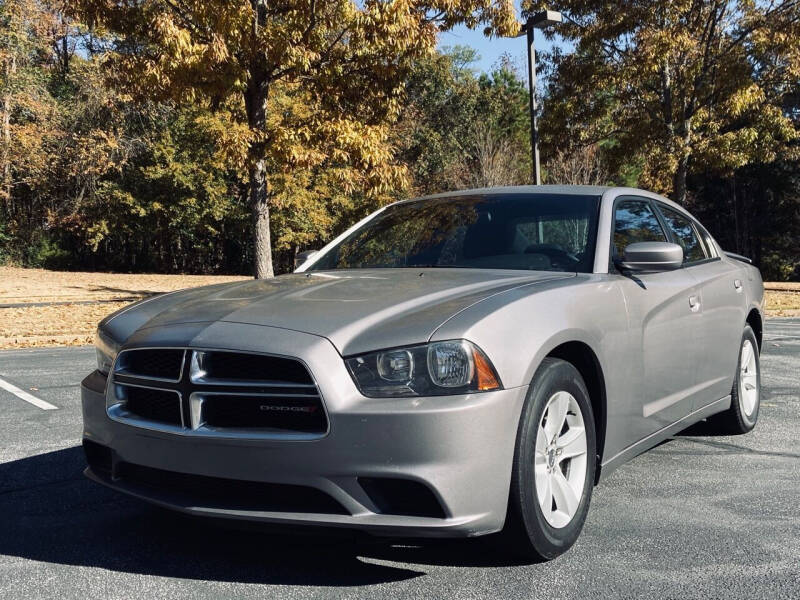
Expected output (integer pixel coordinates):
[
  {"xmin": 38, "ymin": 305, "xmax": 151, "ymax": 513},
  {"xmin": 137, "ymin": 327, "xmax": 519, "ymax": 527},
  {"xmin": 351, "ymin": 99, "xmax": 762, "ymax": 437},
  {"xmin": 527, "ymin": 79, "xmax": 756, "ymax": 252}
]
[
  {"xmin": 671, "ymin": 124, "xmax": 692, "ymax": 204},
  {"xmin": 672, "ymin": 156, "xmax": 688, "ymax": 204},
  {"xmin": 1, "ymin": 54, "xmax": 15, "ymax": 208},
  {"xmin": 61, "ymin": 34, "xmax": 70, "ymax": 77},
  {"xmin": 250, "ymin": 158, "xmax": 273, "ymax": 278},
  {"xmin": 244, "ymin": 50, "xmax": 273, "ymax": 278}
]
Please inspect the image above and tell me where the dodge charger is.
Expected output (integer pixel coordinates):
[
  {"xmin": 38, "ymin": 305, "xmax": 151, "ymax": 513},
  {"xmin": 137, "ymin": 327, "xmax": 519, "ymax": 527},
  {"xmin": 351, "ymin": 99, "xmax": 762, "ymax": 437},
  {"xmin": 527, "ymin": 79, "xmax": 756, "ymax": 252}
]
[{"xmin": 82, "ymin": 185, "xmax": 764, "ymax": 560}]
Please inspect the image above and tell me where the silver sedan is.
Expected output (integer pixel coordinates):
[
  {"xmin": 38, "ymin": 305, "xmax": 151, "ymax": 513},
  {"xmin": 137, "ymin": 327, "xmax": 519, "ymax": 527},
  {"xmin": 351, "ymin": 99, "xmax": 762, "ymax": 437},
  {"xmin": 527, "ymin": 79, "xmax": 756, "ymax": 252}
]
[{"xmin": 82, "ymin": 185, "xmax": 764, "ymax": 560}]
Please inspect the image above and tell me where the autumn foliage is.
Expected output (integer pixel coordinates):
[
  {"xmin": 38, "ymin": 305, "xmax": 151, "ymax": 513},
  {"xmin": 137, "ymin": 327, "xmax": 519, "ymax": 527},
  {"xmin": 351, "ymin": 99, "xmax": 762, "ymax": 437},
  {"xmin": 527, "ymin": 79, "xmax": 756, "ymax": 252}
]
[
  {"xmin": 65, "ymin": 0, "xmax": 518, "ymax": 277},
  {"xmin": 1, "ymin": 0, "xmax": 799, "ymax": 279}
]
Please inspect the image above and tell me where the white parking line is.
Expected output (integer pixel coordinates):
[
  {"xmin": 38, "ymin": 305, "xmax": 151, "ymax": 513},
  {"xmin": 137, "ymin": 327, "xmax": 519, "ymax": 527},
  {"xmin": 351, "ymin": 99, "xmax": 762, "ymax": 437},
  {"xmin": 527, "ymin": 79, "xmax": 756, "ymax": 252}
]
[{"xmin": 0, "ymin": 376, "xmax": 58, "ymax": 410}]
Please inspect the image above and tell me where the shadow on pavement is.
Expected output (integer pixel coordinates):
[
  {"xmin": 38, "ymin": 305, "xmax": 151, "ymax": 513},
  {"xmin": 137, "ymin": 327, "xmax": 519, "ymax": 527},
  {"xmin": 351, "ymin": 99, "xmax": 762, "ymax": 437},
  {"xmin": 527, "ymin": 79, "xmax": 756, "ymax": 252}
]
[{"xmin": 0, "ymin": 447, "xmax": 522, "ymax": 586}]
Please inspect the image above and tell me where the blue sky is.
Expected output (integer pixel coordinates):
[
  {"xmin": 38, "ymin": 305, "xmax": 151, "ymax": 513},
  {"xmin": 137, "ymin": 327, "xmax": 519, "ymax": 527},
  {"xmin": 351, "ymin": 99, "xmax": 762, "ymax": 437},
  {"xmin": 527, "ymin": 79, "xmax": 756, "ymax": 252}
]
[{"xmin": 438, "ymin": 23, "xmax": 564, "ymax": 75}]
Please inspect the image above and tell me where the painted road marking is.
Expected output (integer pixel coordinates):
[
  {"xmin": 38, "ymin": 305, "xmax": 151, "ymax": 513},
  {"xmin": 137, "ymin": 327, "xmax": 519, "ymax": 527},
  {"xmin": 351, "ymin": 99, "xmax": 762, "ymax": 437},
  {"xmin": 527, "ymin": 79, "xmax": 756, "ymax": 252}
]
[{"xmin": 0, "ymin": 376, "xmax": 58, "ymax": 410}]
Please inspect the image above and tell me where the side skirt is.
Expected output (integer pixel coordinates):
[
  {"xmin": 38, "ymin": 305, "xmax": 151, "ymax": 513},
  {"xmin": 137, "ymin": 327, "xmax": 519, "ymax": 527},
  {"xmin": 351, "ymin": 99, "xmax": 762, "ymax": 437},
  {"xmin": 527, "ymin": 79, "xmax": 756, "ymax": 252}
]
[{"xmin": 597, "ymin": 395, "xmax": 732, "ymax": 482}]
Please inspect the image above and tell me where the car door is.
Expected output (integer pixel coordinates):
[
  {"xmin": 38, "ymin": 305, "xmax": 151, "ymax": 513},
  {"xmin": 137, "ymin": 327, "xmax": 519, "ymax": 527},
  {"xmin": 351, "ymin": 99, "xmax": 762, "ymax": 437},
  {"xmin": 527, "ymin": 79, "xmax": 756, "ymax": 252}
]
[
  {"xmin": 611, "ymin": 197, "xmax": 701, "ymax": 437},
  {"xmin": 655, "ymin": 205, "xmax": 744, "ymax": 409}
]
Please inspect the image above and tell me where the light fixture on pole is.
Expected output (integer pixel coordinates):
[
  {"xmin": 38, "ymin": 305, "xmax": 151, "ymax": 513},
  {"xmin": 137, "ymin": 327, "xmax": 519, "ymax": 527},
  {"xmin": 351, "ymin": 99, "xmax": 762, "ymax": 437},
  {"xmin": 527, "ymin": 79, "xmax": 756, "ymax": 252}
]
[{"xmin": 519, "ymin": 10, "xmax": 562, "ymax": 185}]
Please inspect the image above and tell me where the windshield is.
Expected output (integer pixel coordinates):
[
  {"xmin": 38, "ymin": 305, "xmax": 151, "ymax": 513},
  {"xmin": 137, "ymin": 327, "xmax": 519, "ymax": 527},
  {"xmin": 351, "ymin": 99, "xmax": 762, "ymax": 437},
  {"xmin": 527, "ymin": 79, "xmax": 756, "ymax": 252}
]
[{"xmin": 309, "ymin": 193, "xmax": 601, "ymax": 273}]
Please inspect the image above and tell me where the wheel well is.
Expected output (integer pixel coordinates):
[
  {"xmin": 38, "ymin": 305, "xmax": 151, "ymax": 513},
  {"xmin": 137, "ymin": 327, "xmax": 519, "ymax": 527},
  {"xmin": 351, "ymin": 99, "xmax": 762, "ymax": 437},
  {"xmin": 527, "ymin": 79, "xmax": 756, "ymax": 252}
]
[
  {"xmin": 546, "ymin": 341, "xmax": 606, "ymax": 482},
  {"xmin": 746, "ymin": 308, "xmax": 763, "ymax": 351}
]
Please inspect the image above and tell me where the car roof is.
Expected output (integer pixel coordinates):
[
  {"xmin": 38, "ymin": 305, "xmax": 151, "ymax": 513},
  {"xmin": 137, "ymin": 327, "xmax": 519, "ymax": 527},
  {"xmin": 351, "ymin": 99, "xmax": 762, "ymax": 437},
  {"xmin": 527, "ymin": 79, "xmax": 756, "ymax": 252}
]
[
  {"xmin": 384, "ymin": 185, "xmax": 715, "ymax": 235},
  {"xmin": 410, "ymin": 185, "xmax": 612, "ymax": 202},
  {"xmin": 394, "ymin": 184, "xmax": 690, "ymax": 213}
]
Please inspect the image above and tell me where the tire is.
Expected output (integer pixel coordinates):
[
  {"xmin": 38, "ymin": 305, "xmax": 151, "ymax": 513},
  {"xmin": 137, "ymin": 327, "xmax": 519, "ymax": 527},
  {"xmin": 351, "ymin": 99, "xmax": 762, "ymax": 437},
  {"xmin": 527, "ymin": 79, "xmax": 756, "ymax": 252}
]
[
  {"xmin": 707, "ymin": 325, "xmax": 761, "ymax": 434},
  {"xmin": 502, "ymin": 358, "xmax": 596, "ymax": 562}
]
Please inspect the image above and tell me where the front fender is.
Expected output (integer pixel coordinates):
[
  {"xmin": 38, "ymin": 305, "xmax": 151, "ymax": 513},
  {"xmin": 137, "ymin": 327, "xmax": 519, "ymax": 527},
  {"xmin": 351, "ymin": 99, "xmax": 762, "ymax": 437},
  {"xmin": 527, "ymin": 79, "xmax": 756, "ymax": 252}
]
[{"xmin": 430, "ymin": 275, "xmax": 627, "ymax": 391}]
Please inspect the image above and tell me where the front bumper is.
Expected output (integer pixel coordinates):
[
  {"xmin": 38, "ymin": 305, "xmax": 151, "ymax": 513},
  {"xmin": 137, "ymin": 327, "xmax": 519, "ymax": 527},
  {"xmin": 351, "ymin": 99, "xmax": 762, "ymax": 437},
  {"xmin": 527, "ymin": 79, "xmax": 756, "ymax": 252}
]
[{"xmin": 81, "ymin": 322, "xmax": 527, "ymax": 538}]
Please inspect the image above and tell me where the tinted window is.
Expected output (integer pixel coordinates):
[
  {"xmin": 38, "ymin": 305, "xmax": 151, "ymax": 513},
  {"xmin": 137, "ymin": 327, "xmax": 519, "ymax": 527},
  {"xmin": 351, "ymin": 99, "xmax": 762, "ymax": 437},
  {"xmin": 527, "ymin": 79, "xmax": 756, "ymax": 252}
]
[
  {"xmin": 309, "ymin": 194, "xmax": 600, "ymax": 273},
  {"xmin": 659, "ymin": 207, "xmax": 708, "ymax": 263},
  {"xmin": 612, "ymin": 200, "xmax": 666, "ymax": 257}
]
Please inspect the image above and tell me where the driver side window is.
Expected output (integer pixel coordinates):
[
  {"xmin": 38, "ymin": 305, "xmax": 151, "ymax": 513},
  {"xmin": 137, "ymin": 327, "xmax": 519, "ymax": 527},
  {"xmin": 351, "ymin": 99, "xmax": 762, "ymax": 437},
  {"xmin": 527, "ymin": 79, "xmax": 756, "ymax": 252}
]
[{"xmin": 612, "ymin": 199, "xmax": 667, "ymax": 259}]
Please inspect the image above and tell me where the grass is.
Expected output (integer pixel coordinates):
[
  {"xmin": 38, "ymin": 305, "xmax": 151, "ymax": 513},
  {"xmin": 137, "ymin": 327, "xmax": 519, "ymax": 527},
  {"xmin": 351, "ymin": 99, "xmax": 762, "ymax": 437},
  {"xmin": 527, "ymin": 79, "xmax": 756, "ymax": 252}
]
[
  {"xmin": 0, "ymin": 267, "xmax": 248, "ymax": 349},
  {"xmin": 0, "ymin": 267, "xmax": 797, "ymax": 349},
  {"xmin": 764, "ymin": 285, "xmax": 800, "ymax": 316}
]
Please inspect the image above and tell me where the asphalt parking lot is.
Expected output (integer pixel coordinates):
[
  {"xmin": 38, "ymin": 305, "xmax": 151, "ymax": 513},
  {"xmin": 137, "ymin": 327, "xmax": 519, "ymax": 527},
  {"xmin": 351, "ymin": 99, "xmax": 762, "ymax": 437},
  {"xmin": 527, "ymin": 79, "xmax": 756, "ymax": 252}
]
[{"xmin": 1, "ymin": 319, "xmax": 798, "ymax": 599}]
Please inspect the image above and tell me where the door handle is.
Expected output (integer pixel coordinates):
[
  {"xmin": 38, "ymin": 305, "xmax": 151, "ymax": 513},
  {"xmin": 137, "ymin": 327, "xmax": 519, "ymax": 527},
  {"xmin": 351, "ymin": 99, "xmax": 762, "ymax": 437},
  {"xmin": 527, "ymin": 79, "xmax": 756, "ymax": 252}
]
[
  {"xmin": 734, "ymin": 279, "xmax": 743, "ymax": 293},
  {"xmin": 689, "ymin": 295, "xmax": 701, "ymax": 312}
]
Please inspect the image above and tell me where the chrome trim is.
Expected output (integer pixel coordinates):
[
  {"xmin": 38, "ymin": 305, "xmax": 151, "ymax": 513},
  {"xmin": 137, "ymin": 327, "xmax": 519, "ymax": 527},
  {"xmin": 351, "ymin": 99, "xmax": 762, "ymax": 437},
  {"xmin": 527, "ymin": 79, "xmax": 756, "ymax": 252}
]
[
  {"xmin": 194, "ymin": 391, "xmax": 321, "ymax": 399},
  {"xmin": 189, "ymin": 395, "xmax": 204, "ymax": 430},
  {"xmin": 190, "ymin": 379, "xmax": 318, "ymax": 390},
  {"xmin": 188, "ymin": 351, "xmax": 206, "ymax": 384}
]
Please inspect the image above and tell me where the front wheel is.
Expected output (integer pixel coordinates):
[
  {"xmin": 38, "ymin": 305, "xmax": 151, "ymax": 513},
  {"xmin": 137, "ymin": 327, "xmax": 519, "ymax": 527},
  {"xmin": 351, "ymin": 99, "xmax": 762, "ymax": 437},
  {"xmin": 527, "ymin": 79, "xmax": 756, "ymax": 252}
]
[{"xmin": 503, "ymin": 358, "xmax": 596, "ymax": 561}]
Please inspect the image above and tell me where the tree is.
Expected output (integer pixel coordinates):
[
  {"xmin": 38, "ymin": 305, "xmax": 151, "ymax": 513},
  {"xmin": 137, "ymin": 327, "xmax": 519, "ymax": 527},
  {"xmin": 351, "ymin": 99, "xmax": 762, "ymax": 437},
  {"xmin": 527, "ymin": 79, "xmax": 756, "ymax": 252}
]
[
  {"xmin": 531, "ymin": 0, "xmax": 800, "ymax": 202},
  {"xmin": 395, "ymin": 47, "xmax": 530, "ymax": 193},
  {"xmin": 463, "ymin": 60, "xmax": 531, "ymax": 186},
  {"xmin": 1, "ymin": 0, "xmax": 56, "ymax": 207},
  {"xmin": 545, "ymin": 144, "xmax": 610, "ymax": 186},
  {"xmin": 685, "ymin": 160, "xmax": 800, "ymax": 280},
  {"xmin": 68, "ymin": 0, "xmax": 519, "ymax": 277},
  {"xmin": 0, "ymin": 0, "xmax": 82, "ymax": 268}
]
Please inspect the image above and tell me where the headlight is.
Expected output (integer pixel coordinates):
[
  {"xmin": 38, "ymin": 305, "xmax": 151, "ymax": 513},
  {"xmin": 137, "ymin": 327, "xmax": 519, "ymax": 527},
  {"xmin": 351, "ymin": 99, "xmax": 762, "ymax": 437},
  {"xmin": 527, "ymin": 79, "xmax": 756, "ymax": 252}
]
[
  {"xmin": 95, "ymin": 328, "xmax": 120, "ymax": 375},
  {"xmin": 345, "ymin": 340, "xmax": 501, "ymax": 398}
]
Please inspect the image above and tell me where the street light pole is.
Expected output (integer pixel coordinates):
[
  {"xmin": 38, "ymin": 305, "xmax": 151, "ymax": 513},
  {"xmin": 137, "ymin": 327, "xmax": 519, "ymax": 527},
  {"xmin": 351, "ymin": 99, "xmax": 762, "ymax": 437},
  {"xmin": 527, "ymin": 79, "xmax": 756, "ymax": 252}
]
[
  {"xmin": 520, "ymin": 11, "xmax": 562, "ymax": 186},
  {"xmin": 525, "ymin": 19, "xmax": 541, "ymax": 185}
]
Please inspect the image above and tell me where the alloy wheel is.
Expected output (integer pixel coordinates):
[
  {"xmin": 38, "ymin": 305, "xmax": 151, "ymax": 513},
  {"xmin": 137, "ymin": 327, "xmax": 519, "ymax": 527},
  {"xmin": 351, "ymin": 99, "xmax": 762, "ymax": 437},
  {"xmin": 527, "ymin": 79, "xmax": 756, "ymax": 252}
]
[
  {"xmin": 739, "ymin": 339, "xmax": 759, "ymax": 417},
  {"xmin": 534, "ymin": 391, "xmax": 588, "ymax": 528}
]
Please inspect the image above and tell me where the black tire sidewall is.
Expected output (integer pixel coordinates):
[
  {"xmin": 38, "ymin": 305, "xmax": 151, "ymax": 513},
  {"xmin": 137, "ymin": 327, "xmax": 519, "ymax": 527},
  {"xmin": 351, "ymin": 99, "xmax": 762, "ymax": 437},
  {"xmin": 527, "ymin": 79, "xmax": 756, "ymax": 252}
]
[{"xmin": 511, "ymin": 358, "xmax": 596, "ymax": 559}]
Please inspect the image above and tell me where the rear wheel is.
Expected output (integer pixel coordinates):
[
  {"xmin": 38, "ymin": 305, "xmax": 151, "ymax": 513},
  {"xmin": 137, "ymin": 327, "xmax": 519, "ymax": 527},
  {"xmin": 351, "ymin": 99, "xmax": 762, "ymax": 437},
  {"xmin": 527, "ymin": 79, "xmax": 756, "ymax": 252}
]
[
  {"xmin": 707, "ymin": 325, "xmax": 760, "ymax": 434},
  {"xmin": 503, "ymin": 358, "xmax": 596, "ymax": 561}
]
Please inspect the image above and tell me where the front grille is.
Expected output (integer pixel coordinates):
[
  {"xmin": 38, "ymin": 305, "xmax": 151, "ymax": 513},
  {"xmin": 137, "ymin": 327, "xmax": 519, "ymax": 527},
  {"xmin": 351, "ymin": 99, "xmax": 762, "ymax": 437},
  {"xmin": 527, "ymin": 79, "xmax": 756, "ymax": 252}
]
[
  {"xmin": 116, "ymin": 349, "xmax": 184, "ymax": 380},
  {"xmin": 115, "ymin": 462, "xmax": 349, "ymax": 514},
  {"xmin": 201, "ymin": 394, "xmax": 327, "ymax": 432},
  {"xmin": 123, "ymin": 386, "xmax": 182, "ymax": 426},
  {"xmin": 108, "ymin": 348, "xmax": 327, "ymax": 438}
]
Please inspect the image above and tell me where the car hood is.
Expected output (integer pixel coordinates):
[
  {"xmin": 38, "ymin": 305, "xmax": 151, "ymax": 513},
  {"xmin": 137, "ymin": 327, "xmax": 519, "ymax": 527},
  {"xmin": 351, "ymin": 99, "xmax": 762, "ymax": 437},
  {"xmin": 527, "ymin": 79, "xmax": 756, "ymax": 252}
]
[{"xmin": 106, "ymin": 269, "xmax": 573, "ymax": 356}]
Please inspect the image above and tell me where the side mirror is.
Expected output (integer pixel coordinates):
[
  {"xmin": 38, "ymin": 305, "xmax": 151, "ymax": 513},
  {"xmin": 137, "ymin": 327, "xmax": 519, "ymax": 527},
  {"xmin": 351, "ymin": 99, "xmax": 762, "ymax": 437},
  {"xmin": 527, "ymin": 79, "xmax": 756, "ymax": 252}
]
[
  {"xmin": 294, "ymin": 249, "xmax": 319, "ymax": 270},
  {"xmin": 615, "ymin": 242, "xmax": 683, "ymax": 272}
]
